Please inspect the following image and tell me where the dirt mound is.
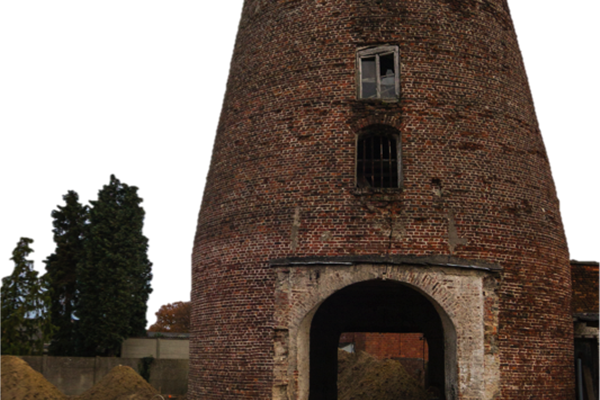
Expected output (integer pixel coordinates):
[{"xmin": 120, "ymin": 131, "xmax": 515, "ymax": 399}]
[
  {"xmin": 337, "ymin": 350, "xmax": 429, "ymax": 400},
  {"xmin": 1, "ymin": 356, "xmax": 67, "ymax": 400},
  {"xmin": 77, "ymin": 365, "xmax": 159, "ymax": 400}
]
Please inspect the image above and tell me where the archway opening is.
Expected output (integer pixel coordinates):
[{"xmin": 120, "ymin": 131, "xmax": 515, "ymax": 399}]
[
  {"xmin": 338, "ymin": 332, "xmax": 429, "ymax": 386},
  {"xmin": 308, "ymin": 280, "xmax": 448, "ymax": 400}
]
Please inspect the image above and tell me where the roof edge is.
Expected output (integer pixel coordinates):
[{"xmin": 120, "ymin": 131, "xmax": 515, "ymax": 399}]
[{"xmin": 570, "ymin": 260, "xmax": 600, "ymax": 267}]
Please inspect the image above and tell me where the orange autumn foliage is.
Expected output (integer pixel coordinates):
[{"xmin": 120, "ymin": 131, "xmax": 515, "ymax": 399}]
[{"xmin": 148, "ymin": 301, "xmax": 191, "ymax": 333}]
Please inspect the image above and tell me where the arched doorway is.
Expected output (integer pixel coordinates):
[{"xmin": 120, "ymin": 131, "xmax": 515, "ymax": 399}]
[
  {"xmin": 272, "ymin": 262, "xmax": 497, "ymax": 400},
  {"xmin": 308, "ymin": 280, "xmax": 448, "ymax": 399}
]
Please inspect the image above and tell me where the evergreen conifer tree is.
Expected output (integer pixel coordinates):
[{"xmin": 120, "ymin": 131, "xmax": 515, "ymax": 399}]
[
  {"xmin": 1, "ymin": 238, "xmax": 55, "ymax": 355},
  {"xmin": 44, "ymin": 191, "xmax": 88, "ymax": 356},
  {"xmin": 76, "ymin": 175, "xmax": 153, "ymax": 356}
]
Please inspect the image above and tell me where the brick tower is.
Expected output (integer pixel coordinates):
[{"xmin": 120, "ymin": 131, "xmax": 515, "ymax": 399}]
[{"xmin": 191, "ymin": 1, "xmax": 573, "ymax": 399}]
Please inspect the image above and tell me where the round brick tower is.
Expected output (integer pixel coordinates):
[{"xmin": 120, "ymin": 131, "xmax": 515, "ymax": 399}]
[{"xmin": 191, "ymin": 1, "xmax": 573, "ymax": 399}]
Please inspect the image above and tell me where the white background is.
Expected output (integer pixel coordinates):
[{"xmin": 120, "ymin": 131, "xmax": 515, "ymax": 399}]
[{"xmin": 1, "ymin": 1, "xmax": 598, "ymax": 328}]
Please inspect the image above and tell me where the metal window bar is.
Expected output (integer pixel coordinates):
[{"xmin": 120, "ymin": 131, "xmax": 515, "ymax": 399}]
[
  {"xmin": 389, "ymin": 138, "xmax": 393, "ymax": 187},
  {"xmin": 359, "ymin": 136, "xmax": 367, "ymax": 184},
  {"xmin": 375, "ymin": 54, "xmax": 381, "ymax": 99},
  {"xmin": 379, "ymin": 136, "xmax": 384, "ymax": 187},
  {"xmin": 371, "ymin": 135, "xmax": 376, "ymax": 186}
]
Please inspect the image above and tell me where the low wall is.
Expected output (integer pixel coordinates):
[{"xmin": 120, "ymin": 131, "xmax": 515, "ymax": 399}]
[
  {"xmin": 19, "ymin": 356, "xmax": 188, "ymax": 396},
  {"xmin": 121, "ymin": 338, "xmax": 189, "ymax": 359}
]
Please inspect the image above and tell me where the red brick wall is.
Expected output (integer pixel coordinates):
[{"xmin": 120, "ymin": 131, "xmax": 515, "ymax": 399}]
[
  {"xmin": 191, "ymin": 0, "xmax": 574, "ymax": 398},
  {"xmin": 571, "ymin": 261, "xmax": 599, "ymax": 314},
  {"xmin": 340, "ymin": 332, "xmax": 429, "ymax": 361}
]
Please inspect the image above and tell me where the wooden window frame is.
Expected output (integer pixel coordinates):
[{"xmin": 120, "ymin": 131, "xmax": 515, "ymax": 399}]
[{"xmin": 356, "ymin": 45, "xmax": 400, "ymax": 100}]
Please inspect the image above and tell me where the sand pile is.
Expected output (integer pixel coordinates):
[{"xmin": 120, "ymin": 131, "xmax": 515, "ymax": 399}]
[
  {"xmin": 77, "ymin": 365, "xmax": 159, "ymax": 400},
  {"xmin": 1, "ymin": 356, "xmax": 67, "ymax": 400},
  {"xmin": 337, "ymin": 350, "xmax": 429, "ymax": 400}
]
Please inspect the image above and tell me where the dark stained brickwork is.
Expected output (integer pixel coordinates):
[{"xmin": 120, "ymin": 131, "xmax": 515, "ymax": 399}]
[{"xmin": 191, "ymin": 0, "xmax": 574, "ymax": 398}]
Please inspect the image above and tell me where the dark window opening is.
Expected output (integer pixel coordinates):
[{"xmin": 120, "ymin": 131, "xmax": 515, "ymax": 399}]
[{"xmin": 357, "ymin": 128, "xmax": 400, "ymax": 189}]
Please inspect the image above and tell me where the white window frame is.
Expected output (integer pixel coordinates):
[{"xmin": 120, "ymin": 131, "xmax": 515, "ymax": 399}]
[{"xmin": 356, "ymin": 45, "xmax": 400, "ymax": 100}]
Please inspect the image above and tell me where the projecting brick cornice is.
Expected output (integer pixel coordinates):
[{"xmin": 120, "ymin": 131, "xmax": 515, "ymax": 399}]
[{"xmin": 269, "ymin": 255, "xmax": 502, "ymax": 272}]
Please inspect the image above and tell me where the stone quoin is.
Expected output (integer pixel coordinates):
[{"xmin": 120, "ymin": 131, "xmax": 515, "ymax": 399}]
[{"xmin": 191, "ymin": 1, "xmax": 574, "ymax": 399}]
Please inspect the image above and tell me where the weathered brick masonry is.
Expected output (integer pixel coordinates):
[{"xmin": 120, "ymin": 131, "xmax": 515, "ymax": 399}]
[
  {"xmin": 191, "ymin": 0, "xmax": 573, "ymax": 399},
  {"xmin": 340, "ymin": 332, "xmax": 429, "ymax": 360},
  {"xmin": 571, "ymin": 261, "xmax": 599, "ymax": 315}
]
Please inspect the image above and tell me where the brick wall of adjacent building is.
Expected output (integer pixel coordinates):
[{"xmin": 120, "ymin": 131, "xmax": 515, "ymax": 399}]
[
  {"xmin": 570, "ymin": 261, "xmax": 599, "ymax": 400},
  {"xmin": 191, "ymin": 0, "xmax": 574, "ymax": 398},
  {"xmin": 340, "ymin": 332, "xmax": 429, "ymax": 361},
  {"xmin": 571, "ymin": 261, "xmax": 599, "ymax": 314}
]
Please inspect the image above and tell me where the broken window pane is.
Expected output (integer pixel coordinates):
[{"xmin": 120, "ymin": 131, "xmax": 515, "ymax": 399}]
[
  {"xmin": 357, "ymin": 46, "xmax": 399, "ymax": 100},
  {"xmin": 361, "ymin": 57, "xmax": 377, "ymax": 99},
  {"xmin": 379, "ymin": 53, "xmax": 396, "ymax": 98}
]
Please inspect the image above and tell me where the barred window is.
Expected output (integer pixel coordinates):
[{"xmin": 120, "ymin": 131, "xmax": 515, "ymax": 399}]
[
  {"xmin": 356, "ymin": 126, "xmax": 401, "ymax": 189},
  {"xmin": 357, "ymin": 45, "xmax": 400, "ymax": 100}
]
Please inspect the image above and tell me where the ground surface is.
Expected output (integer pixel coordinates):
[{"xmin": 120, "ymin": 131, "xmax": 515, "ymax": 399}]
[
  {"xmin": 338, "ymin": 350, "xmax": 430, "ymax": 400},
  {"xmin": 76, "ymin": 365, "xmax": 159, "ymax": 400},
  {"xmin": 3, "ymin": 352, "xmax": 428, "ymax": 400},
  {"xmin": 2, "ymin": 356, "xmax": 66, "ymax": 400},
  {"xmin": 1, "ymin": 356, "xmax": 161, "ymax": 400}
]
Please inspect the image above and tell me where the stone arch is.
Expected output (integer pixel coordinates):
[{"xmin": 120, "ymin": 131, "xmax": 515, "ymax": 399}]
[{"xmin": 273, "ymin": 263, "xmax": 494, "ymax": 400}]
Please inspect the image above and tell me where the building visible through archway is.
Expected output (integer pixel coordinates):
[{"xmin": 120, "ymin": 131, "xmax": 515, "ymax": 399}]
[
  {"xmin": 309, "ymin": 280, "xmax": 445, "ymax": 399},
  {"xmin": 338, "ymin": 331, "xmax": 429, "ymax": 386}
]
